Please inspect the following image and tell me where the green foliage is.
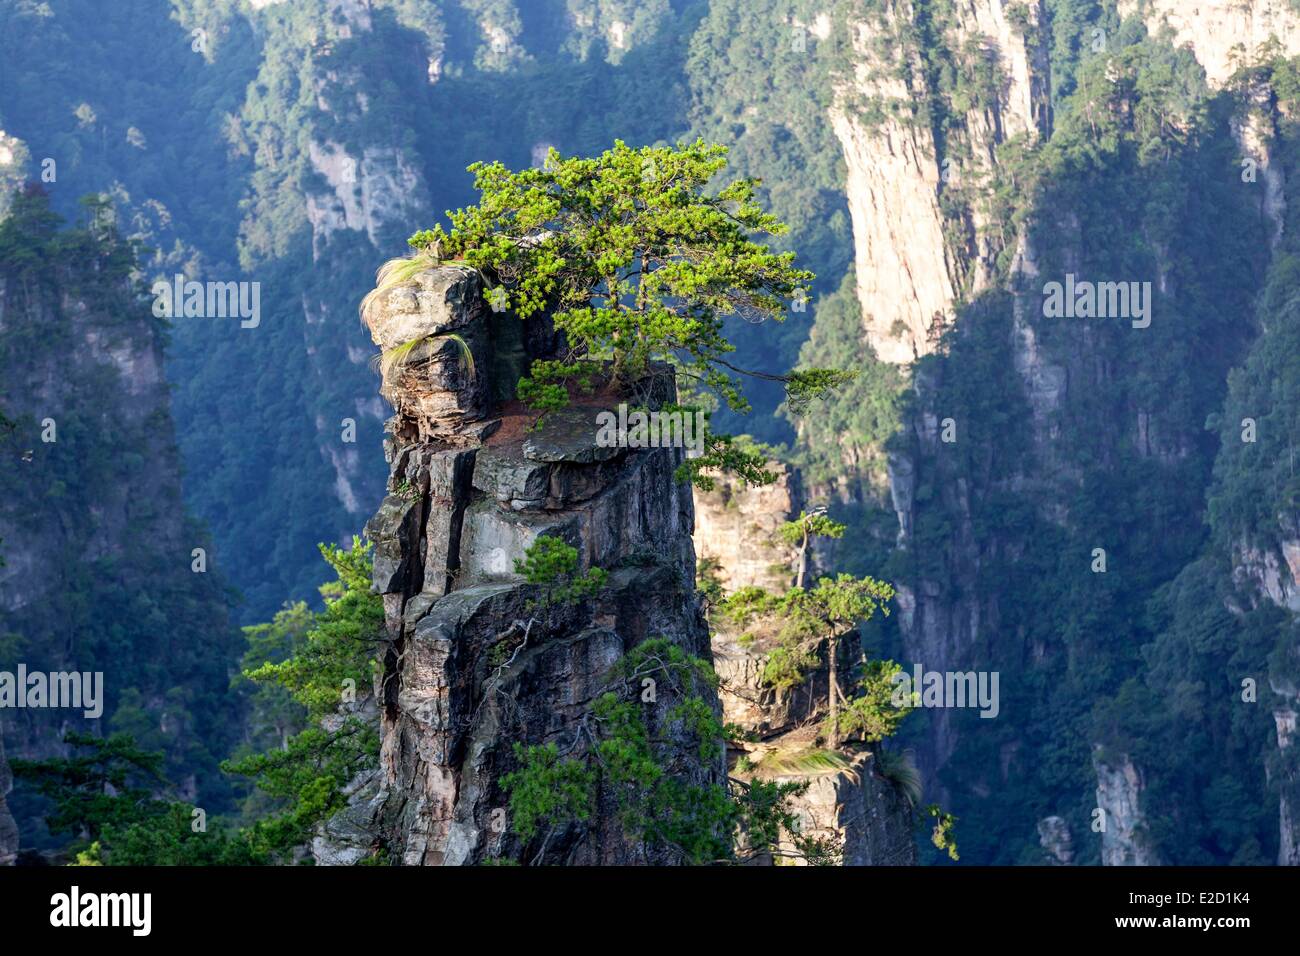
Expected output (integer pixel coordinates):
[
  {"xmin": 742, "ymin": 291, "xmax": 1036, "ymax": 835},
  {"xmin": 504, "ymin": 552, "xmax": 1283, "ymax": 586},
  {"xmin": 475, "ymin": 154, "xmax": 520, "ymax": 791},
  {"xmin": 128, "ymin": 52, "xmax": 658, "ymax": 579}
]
[
  {"xmin": 1114, "ymin": 57, "xmax": 1300, "ymax": 861},
  {"xmin": 718, "ymin": 573, "xmax": 906, "ymax": 750},
  {"xmin": 12, "ymin": 732, "xmax": 167, "ymax": 841},
  {"xmin": 719, "ymin": 574, "xmax": 895, "ymax": 692},
  {"xmin": 73, "ymin": 804, "xmax": 263, "ymax": 867},
  {"xmin": 229, "ymin": 724, "xmax": 377, "ymax": 860},
  {"xmin": 513, "ymin": 536, "xmax": 609, "ymax": 607},
  {"xmin": 500, "ymin": 637, "xmax": 835, "ymax": 865},
  {"xmin": 237, "ymin": 601, "xmax": 314, "ymax": 758},
  {"xmin": 410, "ymin": 138, "xmax": 853, "ymax": 454},
  {"xmin": 674, "ymin": 430, "xmax": 776, "ymax": 491},
  {"xmin": 926, "ymin": 804, "xmax": 960, "ymax": 861},
  {"xmin": 827, "ymin": 659, "xmax": 912, "ymax": 744},
  {"xmin": 514, "ymin": 377, "xmax": 570, "ymax": 418},
  {"xmin": 686, "ymin": 0, "xmax": 857, "ymax": 438},
  {"xmin": 223, "ymin": 538, "xmax": 383, "ymax": 859},
  {"xmin": 239, "ymin": 539, "xmax": 381, "ymax": 721},
  {"xmin": 778, "ymin": 510, "xmax": 847, "ymax": 550},
  {"xmin": 500, "ymin": 743, "xmax": 596, "ymax": 843},
  {"xmin": 10, "ymin": 0, "xmax": 1293, "ymax": 870},
  {"xmin": 787, "ymin": 272, "xmax": 906, "ymax": 490},
  {"xmin": 695, "ymin": 555, "xmax": 726, "ymax": 609},
  {"xmin": 784, "ymin": 368, "xmax": 859, "ymax": 415},
  {"xmin": 12, "ymin": 732, "xmax": 263, "ymax": 865},
  {"xmin": 0, "ymin": 186, "xmax": 244, "ymax": 833}
]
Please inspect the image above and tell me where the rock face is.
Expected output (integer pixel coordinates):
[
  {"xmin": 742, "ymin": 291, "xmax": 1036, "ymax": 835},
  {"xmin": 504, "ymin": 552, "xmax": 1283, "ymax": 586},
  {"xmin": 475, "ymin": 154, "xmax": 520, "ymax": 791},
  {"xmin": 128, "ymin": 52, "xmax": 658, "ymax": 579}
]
[
  {"xmin": 845, "ymin": 1, "xmax": 1300, "ymax": 864},
  {"xmin": 306, "ymin": 139, "xmax": 426, "ymax": 258},
  {"xmin": 1272, "ymin": 691, "xmax": 1300, "ymax": 865},
  {"xmin": 1037, "ymin": 815, "xmax": 1074, "ymax": 865},
  {"xmin": 1121, "ymin": 0, "xmax": 1300, "ymax": 87},
  {"xmin": 0, "ymin": 734, "xmax": 17, "ymax": 866},
  {"xmin": 761, "ymin": 752, "xmax": 917, "ymax": 866},
  {"xmin": 1234, "ymin": 530, "xmax": 1300, "ymax": 616},
  {"xmin": 701, "ymin": 473, "xmax": 917, "ymax": 866},
  {"xmin": 1094, "ymin": 752, "xmax": 1161, "ymax": 866},
  {"xmin": 830, "ymin": 0, "xmax": 1050, "ymax": 363},
  {"xmin": 346, "ymin": 264, "xmax": 720, "ymax": 865},
  {"xmin": 713, "ymin": 613, "xmax": 917, "ymax": 866},
  {"xmin": 1120, "ymin": 1, "xmax": 1300, "ymax": 865},
  {"xmin": 693, "ymin": 459, "xmax": 802, "ymax": 594}
]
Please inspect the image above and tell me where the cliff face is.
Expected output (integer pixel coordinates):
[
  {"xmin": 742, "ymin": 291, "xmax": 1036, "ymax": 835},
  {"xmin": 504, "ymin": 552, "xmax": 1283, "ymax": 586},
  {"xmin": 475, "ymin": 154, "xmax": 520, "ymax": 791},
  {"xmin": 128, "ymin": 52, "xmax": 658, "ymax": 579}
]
[
  {"xmin": 1122, "ymin": 0, "xmax": 1300, "ymax": 86},
  {"xmin": 0, "ymin": 187, "xmax": 241, "ymax": 844},
  {"xmin": 830, "ymin": 0, "xmax": 1050, "ymax": 363},
  {"xmin": 153, "ymin": 0, "xmax": 453, "ymax": 618},
  {"xmin": 693, "ymin": 460, "xmax": 803, "ymax": 594},
  {"xmin": 713, "ymin": 613, "xmax": 917, "ymax": 866},
  {"xmin": 348, "ymin": 265, "xmax": 720, "ymax": 865},
  {"xmin": 263, "ymin": 0, "xmax": 439, "ymax": 532},
  {"xmin": 698, "ymin": 471, "xmax": 917, "ymax": 865},
  {"xmin": 820, "ymin": 2, "xmax": 1299, "ymax": 863},
  {"xmin": 0, "ymin": 736, "xmax": 16, "ymax": 866},
  {"xmin": 1094, "ymin": 751, "xmax": 1161, "ymax": 866},
  {"xmin": 1109, "ymin": 2, "xmax": 1300, "ymax": 866},
  {"xmin": 1275, "ymin": 696, "xmax": 1300, "ymax": 864}
]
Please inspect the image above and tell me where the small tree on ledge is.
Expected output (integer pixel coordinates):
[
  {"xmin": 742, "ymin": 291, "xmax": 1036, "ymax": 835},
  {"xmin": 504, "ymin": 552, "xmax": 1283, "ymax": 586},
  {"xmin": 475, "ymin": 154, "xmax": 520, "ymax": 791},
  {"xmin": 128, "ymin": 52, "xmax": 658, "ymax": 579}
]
[
  {"xmin": 779, "ymin": 507, "xmax": 846, "ymax": 590},
  {"xmin": 407, "ymin": 139, "xmax": 855, "ymax": 477}
]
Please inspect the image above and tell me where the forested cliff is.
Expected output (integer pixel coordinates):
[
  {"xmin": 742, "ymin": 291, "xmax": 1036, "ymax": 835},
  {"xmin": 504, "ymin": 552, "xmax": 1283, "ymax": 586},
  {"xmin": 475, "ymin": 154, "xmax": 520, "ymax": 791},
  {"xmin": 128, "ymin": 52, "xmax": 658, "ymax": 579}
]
[
  {"xmin": 0, "ymin": 186, "xmax": 242, "ymax": 849},
  {"xmin": 1, "ymin": 0, "xmax": 1299, "ymax": 867}
]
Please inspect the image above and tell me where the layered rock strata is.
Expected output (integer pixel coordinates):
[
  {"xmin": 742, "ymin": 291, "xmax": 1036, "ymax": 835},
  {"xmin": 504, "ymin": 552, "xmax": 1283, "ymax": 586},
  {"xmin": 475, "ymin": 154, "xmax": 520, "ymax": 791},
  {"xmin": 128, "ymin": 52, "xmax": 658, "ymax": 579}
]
[{"xmin": 342, "ymin": 264, "xmax": 720, "ymax": 865}]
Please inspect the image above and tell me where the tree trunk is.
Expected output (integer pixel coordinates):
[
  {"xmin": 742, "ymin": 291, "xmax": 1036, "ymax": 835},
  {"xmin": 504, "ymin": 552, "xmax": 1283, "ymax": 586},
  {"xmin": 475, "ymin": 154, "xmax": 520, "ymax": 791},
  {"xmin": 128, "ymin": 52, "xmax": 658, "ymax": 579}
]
[
  {"xmin": 795, "ymin": 528, "xmax": 808, "ymax": 590},
  {"xmin": 827, "ymin": 634, "xmax": 839, "ymax": 749}
]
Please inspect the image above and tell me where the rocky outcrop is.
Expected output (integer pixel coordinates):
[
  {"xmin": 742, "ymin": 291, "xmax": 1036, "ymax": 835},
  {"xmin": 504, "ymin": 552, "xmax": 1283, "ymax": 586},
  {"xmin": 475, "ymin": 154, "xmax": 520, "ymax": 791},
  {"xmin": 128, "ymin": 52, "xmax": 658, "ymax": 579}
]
[
  {"xmin": 691, "ymin": 442, "xmax": 917, "ymax": 865},
  {"xmin": 301, "ymin": 0, "xmax": 433, "ymax": 257},
  {"xmin": 310, "ymin": 695, "xmax": 384, "ymax": 866},
  {"xmin": 0, "ymin": 128, "xmax": 27, "ymax": 219},
  {"xmin": 1037, "ymin": 815, "xmax": 1074, "ymax": 865},
  {"xmin": 0, "ymin": 734, "xmax": 17, "ymax": 866},
  {"xmin": 1232, "ymin": 77, "xmax": 1288, "ymax": 248},
  {"xmin": 1272, "ymin": 687, "xmax": 1300, "ymax": 865},
  {"xmin": 305, "ymin": 140, "xmax": 427, "ymax": 259},
  {"xmin": 342, "ymin": 263, "xmax": 720, "ymax": 865},
  {"xmin": 1121, "ymin": 0, "xmax": 1300, "ymax": 87},
  {"xmin": 1233, "ymin": 528, "xmax": 1300, "ymax": 615},
  {"xmin": 830, "ymin": 0, "xmax": 1050, "ymax": 363},
  {"xmin": 693, "ymin": 460, "xmax": 802, "ymax": 594},
  {"xmin": 712, "ymin": 620, "xmax": 836, "ymax": 744},
  {"xmin": 758, "ymin": 751, "xmax": 917, "ymax": 866},
  {"xmin": 1094, "ymin": 751, "xmax": 1161, "ymax": 866},
  {"xmin": 712, "ymin": 582, "xmax": 917, "ymax": 865}
]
